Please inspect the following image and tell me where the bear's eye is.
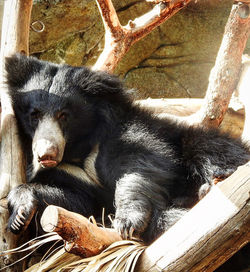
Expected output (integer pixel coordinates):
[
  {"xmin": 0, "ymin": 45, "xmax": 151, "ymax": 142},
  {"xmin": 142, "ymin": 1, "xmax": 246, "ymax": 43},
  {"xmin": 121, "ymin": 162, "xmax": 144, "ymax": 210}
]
[
  {"xmin": 57, "ymin": 111, "xmax": 68, "ymax": 122},
  {"xmin": 30, "ymin": 110, "xmax": 41, "ymax": 121}
]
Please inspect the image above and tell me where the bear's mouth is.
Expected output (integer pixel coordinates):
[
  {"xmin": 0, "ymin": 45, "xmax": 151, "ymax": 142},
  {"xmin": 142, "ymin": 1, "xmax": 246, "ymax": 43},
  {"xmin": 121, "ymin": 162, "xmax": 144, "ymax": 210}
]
[{"xmin": 39, "ymin": 159, "xmax": 58, "ymax": 168}]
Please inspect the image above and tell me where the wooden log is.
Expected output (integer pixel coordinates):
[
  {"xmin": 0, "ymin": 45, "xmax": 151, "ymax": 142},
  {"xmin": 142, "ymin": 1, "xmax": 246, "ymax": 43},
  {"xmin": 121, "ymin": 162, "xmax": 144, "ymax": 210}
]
[
  {"xmin": 0, "ymin": 0, "xmax": 32, "ymax": 270},
  {"xmin": 135, "ymin": 162, "xmax": 250, "ymax": 272},
  {"xmin": 40, "ymin": 205, "xmax": 122, "ymax": 257}
]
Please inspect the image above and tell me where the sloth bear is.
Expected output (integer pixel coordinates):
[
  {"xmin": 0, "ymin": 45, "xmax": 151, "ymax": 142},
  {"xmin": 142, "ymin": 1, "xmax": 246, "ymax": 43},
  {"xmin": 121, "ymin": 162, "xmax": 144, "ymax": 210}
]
[{"xmin": 6, "ymin": 54, "xmax": 250, "ymax": 243}]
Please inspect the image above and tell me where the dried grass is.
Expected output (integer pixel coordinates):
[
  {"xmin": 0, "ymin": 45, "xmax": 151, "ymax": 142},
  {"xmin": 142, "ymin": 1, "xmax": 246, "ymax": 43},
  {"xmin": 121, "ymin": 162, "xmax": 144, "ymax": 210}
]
[{"xmin": 26, "ymin": 240, "xmax": 145, "ymax": 272}]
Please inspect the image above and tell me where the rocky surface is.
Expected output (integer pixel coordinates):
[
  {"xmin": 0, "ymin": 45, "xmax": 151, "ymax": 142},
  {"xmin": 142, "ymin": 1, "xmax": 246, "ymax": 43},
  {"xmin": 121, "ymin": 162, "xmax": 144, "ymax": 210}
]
[{"xmin": 1, "ymin": 0, "xmax": 249, "ymax": 98}]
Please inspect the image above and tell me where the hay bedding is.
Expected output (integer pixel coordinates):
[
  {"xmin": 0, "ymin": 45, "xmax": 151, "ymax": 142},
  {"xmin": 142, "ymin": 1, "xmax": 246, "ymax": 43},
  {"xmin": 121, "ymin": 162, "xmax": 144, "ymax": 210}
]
[
  {"xmin": 1, "ymin": 233, "xmax": 146, "ymax": 272},
  {"xmin": 26, "ymin": 240, "xmax": 145, "ymax": 272}
]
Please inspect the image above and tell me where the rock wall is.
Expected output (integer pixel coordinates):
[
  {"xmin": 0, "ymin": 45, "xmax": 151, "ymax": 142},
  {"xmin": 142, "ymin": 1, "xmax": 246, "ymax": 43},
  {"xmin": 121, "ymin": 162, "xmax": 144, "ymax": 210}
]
[{"xmin": 1, "ymin": 0, "xmax": 249, "ymax": 98}]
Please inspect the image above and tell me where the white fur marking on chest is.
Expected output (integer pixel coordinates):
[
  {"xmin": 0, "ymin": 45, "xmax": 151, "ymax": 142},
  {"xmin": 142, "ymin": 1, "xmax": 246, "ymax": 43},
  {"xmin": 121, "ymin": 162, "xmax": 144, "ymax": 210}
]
[{"xmin": 58, "ymin": 144, "xmax": 101, "ymax": 186}]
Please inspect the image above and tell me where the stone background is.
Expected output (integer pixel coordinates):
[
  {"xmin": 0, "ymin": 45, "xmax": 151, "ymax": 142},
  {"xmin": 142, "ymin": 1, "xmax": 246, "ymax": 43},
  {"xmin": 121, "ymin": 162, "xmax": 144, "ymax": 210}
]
[{"xmin": 1, "ymin": 0, "xmax": 250, "ymax": 98}]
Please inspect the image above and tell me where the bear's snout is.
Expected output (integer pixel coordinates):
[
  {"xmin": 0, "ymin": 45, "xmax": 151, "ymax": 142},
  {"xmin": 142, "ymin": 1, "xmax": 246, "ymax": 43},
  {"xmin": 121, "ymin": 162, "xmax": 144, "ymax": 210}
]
[
  {"xmin": 36, "ymin": 139, "xmax": 59, "ymax": 168},
  {"xmin": 31, "ymin": 115, "xmax": 66, "ymax": 172}
]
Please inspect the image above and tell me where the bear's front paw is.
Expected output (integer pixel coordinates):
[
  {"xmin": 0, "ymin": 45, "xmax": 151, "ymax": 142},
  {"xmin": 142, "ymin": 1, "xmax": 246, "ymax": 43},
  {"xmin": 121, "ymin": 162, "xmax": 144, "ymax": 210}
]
[
  {"xmin": 8, "ymin": 201, "xmax": 38, "ymax": 234},
  {"xmin": 8, "ymin": 185, "xmax": 38, "ymax": 234},
  {"xmin": 113, "ymin": 211, "xmax": 150, "ymax": 240},
  {"xmin": 8, "ymin": 205, "xmax": 30, "ymax": 234}
]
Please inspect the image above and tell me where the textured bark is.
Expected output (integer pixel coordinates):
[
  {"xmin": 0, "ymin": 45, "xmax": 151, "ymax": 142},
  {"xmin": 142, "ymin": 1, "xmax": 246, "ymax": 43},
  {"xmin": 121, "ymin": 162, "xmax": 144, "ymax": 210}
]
[
  {"xmin": 0, "ymin": 0, "xmax": 32, "ymax": 270},
  {"xmin": 93, "ymin": 0, "xmax": 191, "ymax": 73},
  {"xmin": 136, "ymin": 162, "xmax": 250, "ymax": 272},
  {"xmin": 187, "ymin": 2, "xmax": 250, "ymax": 128},
  {"xmin": 41, "ymin": 205, "xmax": 122, "ymax": 257}
]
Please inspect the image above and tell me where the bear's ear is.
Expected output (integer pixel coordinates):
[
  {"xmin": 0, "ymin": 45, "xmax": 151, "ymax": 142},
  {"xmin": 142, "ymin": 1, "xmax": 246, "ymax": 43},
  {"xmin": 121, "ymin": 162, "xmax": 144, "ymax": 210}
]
[
  {"xmin": 90, "ymin": 71, "xmax": 124, "ymax": 95},
  {"xmin": 5, "ymin": 53, "xmax": 42, "ymax": 90},
  {"xmin": 76, "ymin": 67, "xmax": 124, "ymax": 96}
]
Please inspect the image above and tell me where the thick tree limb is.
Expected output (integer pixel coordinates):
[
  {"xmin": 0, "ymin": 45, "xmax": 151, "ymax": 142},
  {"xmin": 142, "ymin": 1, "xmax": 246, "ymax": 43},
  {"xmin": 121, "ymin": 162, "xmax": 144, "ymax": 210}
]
[
  {"xmin": 93, "ymin": 0, "xmax": 191, "ymax": 72},
  {"xmin": 136, "ymin": 162, "xmax": 250, "ymax": 272},
  {"xmin": 41, "ymin": 205, "xmax": 122, "ymax": 257},
  {"xmin": 187, "ymin": 2, "xmax": 250, "ymax": 128},
  {"xmin": 0, "ymin": 0, "xmax": 32, "ymax": 270}
]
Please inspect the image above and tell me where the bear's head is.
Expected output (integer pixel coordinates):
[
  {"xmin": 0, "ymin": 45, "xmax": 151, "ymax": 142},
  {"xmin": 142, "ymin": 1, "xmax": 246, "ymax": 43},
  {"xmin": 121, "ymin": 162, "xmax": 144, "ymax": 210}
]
[{"xmin": 5, "ymin": 54, "xmax": 128, "ymax": 173}]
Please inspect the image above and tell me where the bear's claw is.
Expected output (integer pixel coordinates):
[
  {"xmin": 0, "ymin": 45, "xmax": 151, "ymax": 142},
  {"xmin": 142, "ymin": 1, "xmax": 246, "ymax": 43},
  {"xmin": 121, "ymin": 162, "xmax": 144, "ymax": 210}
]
[
  {"xmin": 10, "ymin": 206, "xmax": 26, "ymax": 231},
  {"xmin": 113, "ymin": 216, "xmax": 146, "ymax": 240}
]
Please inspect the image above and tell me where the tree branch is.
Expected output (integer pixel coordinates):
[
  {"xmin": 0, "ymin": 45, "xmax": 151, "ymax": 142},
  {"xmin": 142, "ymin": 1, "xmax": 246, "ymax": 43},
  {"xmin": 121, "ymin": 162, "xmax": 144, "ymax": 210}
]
[
  {"xmin": 186, "ymin": 2, "xmax": 250, "ymax": 128},
  {"xmin": 126, "ymin": 0, "xmax": 189, "ymax": 42},
  {"xmin": 93, "ymin": 0, "xmax": 191, "ymax": 72},
  {"xmin": 41, "ymin": 205, "xmax": 122, "ymax": 257},
  {"xmin": 137, "ymin": 98, "xmax": 245, "ymax": 138},
  {"xmin": 96, "ymin": 0, "xmax": 123, "ymax": 35}
]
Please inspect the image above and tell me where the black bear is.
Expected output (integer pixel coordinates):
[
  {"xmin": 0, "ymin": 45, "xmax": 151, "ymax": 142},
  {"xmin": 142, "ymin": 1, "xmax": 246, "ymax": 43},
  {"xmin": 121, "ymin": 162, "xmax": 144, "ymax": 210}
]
[{"xmin": 5, "ymin": 54, "xmax": 250, "ymax": 243}]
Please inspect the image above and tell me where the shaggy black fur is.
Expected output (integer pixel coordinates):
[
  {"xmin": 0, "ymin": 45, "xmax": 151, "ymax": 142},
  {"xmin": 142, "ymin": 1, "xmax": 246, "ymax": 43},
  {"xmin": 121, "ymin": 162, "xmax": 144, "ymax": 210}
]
[{"xmin": 5, "ymin": 54, "xmax": 250, "ymax": 243}]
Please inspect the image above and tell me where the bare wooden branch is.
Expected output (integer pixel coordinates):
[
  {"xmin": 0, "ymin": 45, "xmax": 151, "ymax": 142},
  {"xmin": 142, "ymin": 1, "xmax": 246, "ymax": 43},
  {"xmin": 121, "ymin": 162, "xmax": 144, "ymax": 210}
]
[
  {"xmin": 136, "ymin": 162, "xmax": 250, "ymax": 272},
  {"xmin": 93, "ymin": 0, "xmax": 191, "ymax": 72},
  {"xmin": 0, "ymin": 0, "xmax": 32, "ymax": 270},
  {"xmin": 187, "ymin": 2, "xmax": 250, "ymax": 128},
  {"xmin": 125, "ymin": 0, "xmax": 187, "ymax": 42},
  {"xmin": 137, "ymin": 98, "xmax": 245, "ymax": 138},
  {"xmin": 41, "ymin": 205, "xmax": 122, "ymax": 257}
]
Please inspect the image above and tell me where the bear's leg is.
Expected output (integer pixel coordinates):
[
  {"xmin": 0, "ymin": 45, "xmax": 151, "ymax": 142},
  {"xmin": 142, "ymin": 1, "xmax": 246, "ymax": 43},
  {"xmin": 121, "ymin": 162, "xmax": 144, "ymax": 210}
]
[
  {"xmin": 8, "ymin": 182, "xmax": 98, "ymax": 234},
  {"xmin": 183, "ymin": 130, "xmax": 250, "ymax": 189},
  {"xmin": 113, "ymin": 173, "xmax": 168, "ymax": 240}
]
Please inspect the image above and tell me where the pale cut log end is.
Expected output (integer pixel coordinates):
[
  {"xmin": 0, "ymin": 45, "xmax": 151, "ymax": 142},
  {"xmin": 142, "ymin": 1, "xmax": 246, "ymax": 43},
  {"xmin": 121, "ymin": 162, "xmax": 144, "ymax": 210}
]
[{"xmin": 40, "ymin": 205, "xmax": 59, "ymax": 233}]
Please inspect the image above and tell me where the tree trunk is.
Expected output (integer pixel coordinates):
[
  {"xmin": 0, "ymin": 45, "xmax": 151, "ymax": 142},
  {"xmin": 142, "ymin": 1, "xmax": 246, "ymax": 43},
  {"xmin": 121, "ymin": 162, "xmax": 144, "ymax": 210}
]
[{"xmin": 0, "ymin": 0, "xmax": 32, "ymax": 270}]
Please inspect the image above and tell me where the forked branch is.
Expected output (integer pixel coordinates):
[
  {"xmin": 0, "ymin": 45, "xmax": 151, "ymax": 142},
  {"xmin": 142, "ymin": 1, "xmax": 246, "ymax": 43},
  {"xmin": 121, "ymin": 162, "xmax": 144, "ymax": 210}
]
[{"xmin": 93, "ymin": 0, "xmax": 191, "ymax": 72}]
